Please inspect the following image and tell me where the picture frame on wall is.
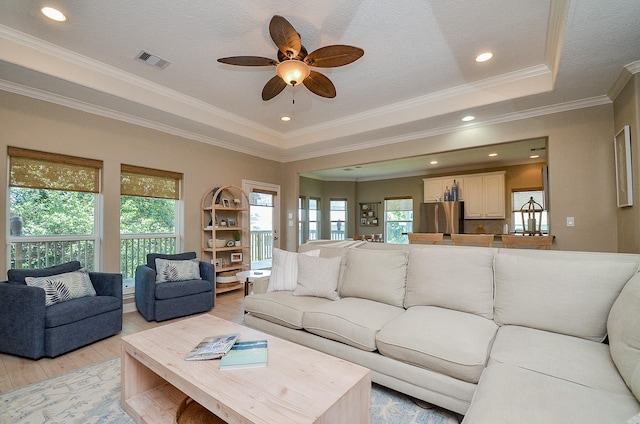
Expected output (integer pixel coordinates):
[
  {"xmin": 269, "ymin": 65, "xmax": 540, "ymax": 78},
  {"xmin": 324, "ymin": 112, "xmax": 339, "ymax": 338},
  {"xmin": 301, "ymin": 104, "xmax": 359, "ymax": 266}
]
[{"xmin": 614, "ymin": 125, "xmax": 633, "ymax": 207}]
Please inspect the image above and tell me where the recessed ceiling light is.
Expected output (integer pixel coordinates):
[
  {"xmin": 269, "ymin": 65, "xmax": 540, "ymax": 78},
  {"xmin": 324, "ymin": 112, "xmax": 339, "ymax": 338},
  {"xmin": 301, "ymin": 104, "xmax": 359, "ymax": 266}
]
[
  {"xmin": 475, "ymin": 52, "xmax": 493, "ymax": 63},
  {"xmin": 41, "ymin": 6, "xmax": 67, "ymax": 22},
  {"xmin": 280, "ymin": 116, "xmax": 291, "ymax": 122},
  {"xmin": 461, "ymin": 115, "xmax": 475, "ymax": 122},
  {"xmin": 530, "ymin": 154, "xmax": 540, "ymax": 159},
  {"xmin": 430, "ymin": 160, "xmax": 438, "ymax": 165},
  {"xmin": 488, "ymin": 153, "xmax": 498, "ymax": 157}
]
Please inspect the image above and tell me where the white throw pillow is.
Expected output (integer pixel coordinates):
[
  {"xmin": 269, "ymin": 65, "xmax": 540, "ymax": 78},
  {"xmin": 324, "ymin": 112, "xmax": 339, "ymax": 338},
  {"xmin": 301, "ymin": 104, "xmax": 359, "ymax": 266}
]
[
  {"xmin": 267, "ymin": 248, "xmax": 320, "ymax": 292},
  {"xmin": 25, "ymin": 268, "xmax": 96, "ymax": 307},
  {"xmin": 294, "ymin": 254, "xmax": 342, "ymax": 300},
  {"xmin": 155, "ymin": 258, "xmax": 200, "ymax": 283}
]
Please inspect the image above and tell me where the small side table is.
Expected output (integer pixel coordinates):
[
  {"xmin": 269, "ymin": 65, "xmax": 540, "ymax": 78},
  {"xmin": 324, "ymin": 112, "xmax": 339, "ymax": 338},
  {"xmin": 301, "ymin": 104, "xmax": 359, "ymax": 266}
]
[{"xmin": 236, "ymin": 270, "xmax": 271, "ymax": 296}]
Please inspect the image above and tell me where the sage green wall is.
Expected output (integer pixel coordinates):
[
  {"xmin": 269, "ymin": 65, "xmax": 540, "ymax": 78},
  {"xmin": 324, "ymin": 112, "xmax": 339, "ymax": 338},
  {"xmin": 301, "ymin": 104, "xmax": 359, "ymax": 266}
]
[
  {"xmin": 0, "ymin": 91, "xmax": 283, "ymax": 278},
  {"xmin": 283, "ymin": 105, "xmax": 618, "ymax": 253},
  {"xmin": 299, "ymin": 176, "xmax": 356, "ymax": 239},
  {"xmin": 613, "ymin": 74, "xmax": 640, "ymax": 253}
]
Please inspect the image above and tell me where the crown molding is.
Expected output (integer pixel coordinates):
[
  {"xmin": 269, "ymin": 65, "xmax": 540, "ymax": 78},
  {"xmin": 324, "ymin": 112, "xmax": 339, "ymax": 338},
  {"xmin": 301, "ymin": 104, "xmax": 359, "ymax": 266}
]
[
  {"xmin": 282, "ymin": 96, "xmax": 611, "ymax": 162},
  {"xmin": 0, "ymin": 79, "xmax": 286, "ymax": 162},
  {"xmin": 608, "ymin": 60, "xmax": 640, "ymax": 101},
  {"xmin": 545, "ymin": 0, "xmax": 571, "ymax": 85}
]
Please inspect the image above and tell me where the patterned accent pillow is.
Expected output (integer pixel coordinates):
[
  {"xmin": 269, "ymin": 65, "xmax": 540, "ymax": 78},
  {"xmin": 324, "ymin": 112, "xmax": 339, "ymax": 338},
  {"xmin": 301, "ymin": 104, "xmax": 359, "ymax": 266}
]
[
  {"xmin": 25, "ymin": 268, "xmax": 97, "ymax": 307},
  {"xmin": 155, "ymin": 258, "xmax": 200, "ymax": 283}
]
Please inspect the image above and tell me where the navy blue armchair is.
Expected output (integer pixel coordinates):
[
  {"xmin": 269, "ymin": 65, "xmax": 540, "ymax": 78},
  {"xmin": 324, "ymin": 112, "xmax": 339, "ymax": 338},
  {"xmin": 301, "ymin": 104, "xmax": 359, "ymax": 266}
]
[
  {"xmin": 135, "ymin": 252, "xmax": 215, "ymax": 322},
  {"xmin": 0, "ymin": 261, "xmax": 123, "ymax": 359}
]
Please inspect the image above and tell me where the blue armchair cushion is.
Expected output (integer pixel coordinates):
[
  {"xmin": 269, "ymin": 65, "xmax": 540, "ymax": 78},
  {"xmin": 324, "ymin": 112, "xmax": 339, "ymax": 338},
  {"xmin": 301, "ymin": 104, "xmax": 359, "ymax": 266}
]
[
  {"xmin": 155, "ymin": 258, "xmax": 200, "ymax": 283},
  {"xmin": 155, "ymin": 278, "xmax": 213, "ymax": 300},
  {"xmin": 8, "ymin": 261, "xmax": 82, "ymax": 283},
  {"xmin": 25, "ymin": 268, "xmax": 96, "ymax": 307},
  {"xmin": 46, "ymin": 295, "xmax": 121, "ymax": 328}
]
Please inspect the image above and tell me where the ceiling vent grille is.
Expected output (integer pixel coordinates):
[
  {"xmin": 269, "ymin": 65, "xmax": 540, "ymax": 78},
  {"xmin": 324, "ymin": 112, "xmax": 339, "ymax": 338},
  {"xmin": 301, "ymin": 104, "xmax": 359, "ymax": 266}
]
[{"xmin": 135, "ymin": 51, "xmax": 171, "ymax": 70}]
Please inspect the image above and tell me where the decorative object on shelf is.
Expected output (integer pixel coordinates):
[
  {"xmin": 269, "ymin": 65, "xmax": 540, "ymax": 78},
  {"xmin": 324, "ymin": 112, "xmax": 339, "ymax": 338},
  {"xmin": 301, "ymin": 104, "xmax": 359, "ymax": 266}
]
[
  {"xmin": 233, "ymin": 231, "xmax": 242, "ymax": 246},
  {"xmin": 222, "ymin": 198, "xmax": 231, "ymax": 208},
  {"xmin": 215, "ymin": 239, "xmax": 226, "ymax": 248},
  {"xmin": 214, "ymin": 258, "xmax": 222, "ymax": 268},
  {"xmin": 228, "ymin": 218, "xmax": 237, "ymax": 227},
  {"xmin": 231, "ymin": 252, "xmax": 243, "ymax": 262},
  {"xmin": 520, "ymin": 196, "xmax": 544, "ymax": 235},
  {"xmin": 207, "ymin": 239, "xmax": 213, "ymax": 248},
  {"xmin": 226, "ymin": 240, "xmax": 235, "ymax": 247},
  {"xmin": 614, "ymin": 125, "xmax": 633, "ymax": 207},
  {"xmin": 359, "ymin": 202, "xmax": 380, "ymax": 227}
]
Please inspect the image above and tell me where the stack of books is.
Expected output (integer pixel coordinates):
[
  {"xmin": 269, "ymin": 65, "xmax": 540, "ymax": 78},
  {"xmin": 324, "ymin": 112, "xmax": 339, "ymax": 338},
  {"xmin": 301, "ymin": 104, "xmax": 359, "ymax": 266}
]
[{"xmin": 184, "ymin": 333, "xmax": 268, "ymax": 370}]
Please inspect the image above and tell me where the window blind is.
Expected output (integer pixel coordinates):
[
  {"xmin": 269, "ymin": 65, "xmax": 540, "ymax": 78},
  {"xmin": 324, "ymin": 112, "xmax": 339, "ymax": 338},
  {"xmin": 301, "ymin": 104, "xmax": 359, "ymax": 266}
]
[
  {"xmin": 121, "ymin": 164, "xmax": 182, "ymax": 200},
  {"xmin": 8, "ymin": 147, "xmax": 103, "ymax": 193}
]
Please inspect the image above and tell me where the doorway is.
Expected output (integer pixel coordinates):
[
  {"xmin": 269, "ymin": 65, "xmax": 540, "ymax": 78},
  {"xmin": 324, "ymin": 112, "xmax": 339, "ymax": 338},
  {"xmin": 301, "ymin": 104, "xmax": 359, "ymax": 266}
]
[{"xmin": 242, "ymin": 180, "xmax": 280, "ymax": 269}]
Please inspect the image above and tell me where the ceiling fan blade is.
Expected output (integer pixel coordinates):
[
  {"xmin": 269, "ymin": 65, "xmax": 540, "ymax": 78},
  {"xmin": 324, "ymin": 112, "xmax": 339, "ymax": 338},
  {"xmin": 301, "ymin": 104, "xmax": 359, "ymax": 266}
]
[
  {"xmin": 305, "ymin": 45, "xmax": 364, "ymax": 68},
  {"xmin": 303, "ymin": 71, "xmax": 336, "ymax": 98},
  {"xmin": 262, "ymin": 75, "xmax": 287, "ymax": 101},
  {"xmin": 217, "ymin": 56, "xmax": 277, "ymax": 66},
  {"xmin": 269, "ymin": 15, "xmax": 301, "ymax": 59}
]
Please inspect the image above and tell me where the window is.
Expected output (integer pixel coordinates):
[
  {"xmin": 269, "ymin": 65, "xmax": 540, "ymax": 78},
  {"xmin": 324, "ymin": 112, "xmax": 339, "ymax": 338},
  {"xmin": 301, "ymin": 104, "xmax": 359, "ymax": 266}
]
[
  {"xmin": 384, "ymin": 198, "xmax": 413, "ymax": 244},
  {"xmin": 512, "ymin": 190, "xmax": 548, "ymax": 233},
  {"xmin": 308, "ymin": 197, "xmax": 320, "ymax": 241},
  {"xmin": 7, "ymin": 147, "xmax": 102, "ymax": 270},
  {"xmin": 298, "ymin": 196, "xmax": 307, "ymax": 245},
  {"xmin": 120, "ymin": 165, "xmax": 182, "ymax": 289},
  {"xmin": 249, "ymin": 190, "xmax": 275, "ymax": 269},
  {"xmin": 330, "ymin": 199, "xmax": 347, "ymax": 240}
]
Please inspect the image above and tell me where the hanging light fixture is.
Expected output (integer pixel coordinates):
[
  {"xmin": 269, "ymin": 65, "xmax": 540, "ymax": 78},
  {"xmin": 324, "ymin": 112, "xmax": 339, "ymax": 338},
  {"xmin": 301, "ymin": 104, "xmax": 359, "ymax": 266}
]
[{"xmin": 276, "ymin": 60, "xmax": 310, "ymax": 86}]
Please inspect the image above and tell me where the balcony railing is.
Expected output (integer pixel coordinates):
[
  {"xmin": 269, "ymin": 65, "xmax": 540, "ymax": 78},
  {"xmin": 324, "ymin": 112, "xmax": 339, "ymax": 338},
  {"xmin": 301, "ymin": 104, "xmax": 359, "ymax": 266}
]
[
  {"xmin": 120, "ymin": 234, "xmax": 177, "ymax": 280},
  {"xmin": 9, "ymin": 236, "xmax": 97, "ymax": 271},
  {"xmin": 251, "ymin": 230, "xmax": 273, "ymax": 266}
]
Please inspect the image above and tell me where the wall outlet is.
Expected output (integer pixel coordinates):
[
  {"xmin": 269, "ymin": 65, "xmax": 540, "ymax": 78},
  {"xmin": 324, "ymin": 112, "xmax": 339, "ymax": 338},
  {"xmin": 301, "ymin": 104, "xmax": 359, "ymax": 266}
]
[{"xmin": 566, "ymin": 217, "xmax": 575, "ymax": 227}]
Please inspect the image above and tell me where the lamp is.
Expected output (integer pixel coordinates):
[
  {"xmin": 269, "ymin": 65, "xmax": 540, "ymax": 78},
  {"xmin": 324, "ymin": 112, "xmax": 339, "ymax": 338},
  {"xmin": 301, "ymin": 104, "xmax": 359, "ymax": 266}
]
[
  {"xmin": 520, "ymin": 196, "xmax": 543, "ymax": 236},
  {"xmin": 276, "ymin": 60, "xmax": 310, "ymax": 86}
]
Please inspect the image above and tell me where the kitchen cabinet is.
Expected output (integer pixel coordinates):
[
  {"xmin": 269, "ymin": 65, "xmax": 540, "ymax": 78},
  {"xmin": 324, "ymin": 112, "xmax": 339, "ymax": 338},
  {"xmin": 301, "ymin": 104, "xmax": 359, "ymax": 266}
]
[
  {"xmin": 423, "ymin": 177, "xmax": 464, "ymax": 202},
  {"xmin": 462, "ymin": 172, "xmax": 505, "ymax": 219}
]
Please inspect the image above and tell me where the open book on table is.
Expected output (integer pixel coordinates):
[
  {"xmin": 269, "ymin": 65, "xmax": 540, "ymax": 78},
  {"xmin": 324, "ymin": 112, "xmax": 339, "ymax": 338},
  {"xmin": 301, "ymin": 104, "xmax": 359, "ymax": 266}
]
[{"xmin": 184, "ymin": 333, "xmax": 240, "ymax": 361}]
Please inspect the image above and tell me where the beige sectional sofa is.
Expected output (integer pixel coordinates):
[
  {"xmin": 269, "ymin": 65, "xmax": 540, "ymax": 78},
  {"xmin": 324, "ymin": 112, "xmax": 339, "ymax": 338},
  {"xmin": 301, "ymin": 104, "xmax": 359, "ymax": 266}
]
[{"xmin": 243, "ymin": 241, "xmax": 640, "ymax": 423}]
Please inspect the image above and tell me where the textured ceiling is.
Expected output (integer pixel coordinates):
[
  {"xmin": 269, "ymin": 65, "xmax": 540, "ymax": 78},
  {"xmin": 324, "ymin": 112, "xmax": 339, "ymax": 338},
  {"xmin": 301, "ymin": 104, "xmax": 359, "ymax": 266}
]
[{"xmin": 0, "ymin": 0, "xmax": 639, "ymax": 173}]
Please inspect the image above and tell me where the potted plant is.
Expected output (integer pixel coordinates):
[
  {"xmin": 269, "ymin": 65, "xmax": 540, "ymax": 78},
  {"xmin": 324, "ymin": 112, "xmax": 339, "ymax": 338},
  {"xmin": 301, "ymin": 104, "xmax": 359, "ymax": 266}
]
[{"xmin": 233, "ymin": 231, "xmax": 242, "ymax": 246}]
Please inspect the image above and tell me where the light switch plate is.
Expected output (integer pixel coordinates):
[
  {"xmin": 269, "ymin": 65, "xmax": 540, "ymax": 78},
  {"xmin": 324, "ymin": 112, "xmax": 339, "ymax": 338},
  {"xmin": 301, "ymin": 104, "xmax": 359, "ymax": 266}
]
[{"xmin": 566, "ymin": 217, "xmax": 575, "ymax": 227}]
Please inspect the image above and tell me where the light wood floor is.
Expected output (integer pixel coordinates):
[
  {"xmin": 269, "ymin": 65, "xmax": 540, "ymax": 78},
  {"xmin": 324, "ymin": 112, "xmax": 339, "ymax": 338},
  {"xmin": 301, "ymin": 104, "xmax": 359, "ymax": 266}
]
[{"xmin": 0, "ymin": 290, "xmax": 245, "ymax": 393}]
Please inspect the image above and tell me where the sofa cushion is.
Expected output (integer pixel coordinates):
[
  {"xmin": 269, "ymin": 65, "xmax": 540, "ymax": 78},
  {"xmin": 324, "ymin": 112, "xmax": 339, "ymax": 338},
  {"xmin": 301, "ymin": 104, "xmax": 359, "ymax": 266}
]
[
  {"xmin": 154, "ymin": 279, "xmax": 212, "ymax": 300},
  {"xmin": 155, "ymin": 258, "xmax": 200, "ymax": 283},
  {"xmin": 494, "ymin": 250, "xmax": 638, "ymax": 341},
  {"xmin": 302, "ymin": 297, "xmax": 405, "ymax": 351},
  {"xmin": 267, "ymin": 248, "xmax": 320, "ymax": 292},
  {"xmin": 462, "ymin": 363, "xmax": 640, "ymax": 424},
  {"xmin": 608, "ymin": 272, "xmax": 640, "ymax": 400},
  {"xmin": 25, "ymin": 269, "xmax": 96, "ymax": 307},
  {"xmin": 405, "ymin": 245, "xmax": 495, "ymax": 318},
  {"xmin": 376, "ymin": 306, "xmax": 498, "ymax": 383},
  {"xmin": 45, "ymin": 295, "xmax": 121, "ymax": 328},
  {"xmin": 340, "ymin": 248, "xmax": 408, "ymax": 307},
  {"xmin": 490, "ymin": 325, "xmax": 630, "ymax": 394},
  {"xmin": 293, "ymin": 254, "xmax": 342, "ymax": 300},
  {"xmin": 245, "ymin": 292, "xmax": 331, "ymax": 329}
]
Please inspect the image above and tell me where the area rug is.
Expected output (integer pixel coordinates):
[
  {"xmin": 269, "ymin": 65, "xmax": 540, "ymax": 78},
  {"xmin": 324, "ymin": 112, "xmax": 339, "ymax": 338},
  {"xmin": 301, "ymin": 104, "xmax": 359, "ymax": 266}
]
[{"xmin": 0, "ymin": 358, "xmax": 461, "ymax": 423}]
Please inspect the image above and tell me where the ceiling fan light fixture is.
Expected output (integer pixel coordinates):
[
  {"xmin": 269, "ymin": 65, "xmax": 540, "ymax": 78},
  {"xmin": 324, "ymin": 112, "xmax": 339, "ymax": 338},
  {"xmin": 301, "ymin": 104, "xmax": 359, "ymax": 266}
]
[{"xmin": 276, "ymin": 60, "xmax": 310, "ymax": 86}]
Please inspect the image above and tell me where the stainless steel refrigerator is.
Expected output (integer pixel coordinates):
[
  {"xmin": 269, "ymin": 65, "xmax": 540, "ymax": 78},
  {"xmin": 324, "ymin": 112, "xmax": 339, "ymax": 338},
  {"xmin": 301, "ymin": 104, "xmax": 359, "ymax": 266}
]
[{"xmin": 420, "ymin": 202, "xmax": 464, "ymax": 234}]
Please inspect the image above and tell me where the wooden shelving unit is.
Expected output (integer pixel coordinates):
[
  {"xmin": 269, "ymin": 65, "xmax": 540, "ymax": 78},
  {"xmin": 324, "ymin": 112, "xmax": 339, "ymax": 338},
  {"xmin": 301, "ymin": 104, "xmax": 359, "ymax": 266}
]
[{"xmin": 201, "ymin": 185, "xmax": 250, "ymax": 295}]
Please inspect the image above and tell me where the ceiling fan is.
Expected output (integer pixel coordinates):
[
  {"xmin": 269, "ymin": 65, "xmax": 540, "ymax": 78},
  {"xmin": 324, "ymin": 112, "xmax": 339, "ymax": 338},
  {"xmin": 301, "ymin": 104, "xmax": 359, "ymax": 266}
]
[{"xmin": 217, "ymin": 15, "xmax": 364, "ymax": 101}]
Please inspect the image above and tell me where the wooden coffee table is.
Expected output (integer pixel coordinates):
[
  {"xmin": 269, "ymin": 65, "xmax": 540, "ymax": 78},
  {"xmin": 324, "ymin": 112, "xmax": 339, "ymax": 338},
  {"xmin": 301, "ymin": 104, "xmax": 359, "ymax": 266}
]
[{"xmin": 121, "ymin": 314, "xmax": 371, "ymax": 423}]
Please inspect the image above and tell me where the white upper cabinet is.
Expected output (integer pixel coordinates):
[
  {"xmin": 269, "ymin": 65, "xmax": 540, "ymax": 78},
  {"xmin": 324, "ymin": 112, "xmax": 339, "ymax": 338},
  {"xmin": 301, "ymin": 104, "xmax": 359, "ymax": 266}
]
[
  {"xmin": 423, "ymin": 177, "xmax": 464, "ymax": 202},
  {"xmin": 424, "ymin": 172, "xmax": 505, "ymax": 218}
]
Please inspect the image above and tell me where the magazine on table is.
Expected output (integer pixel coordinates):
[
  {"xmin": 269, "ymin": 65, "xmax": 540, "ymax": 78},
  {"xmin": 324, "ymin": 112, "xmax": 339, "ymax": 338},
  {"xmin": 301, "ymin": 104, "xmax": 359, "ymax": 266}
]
[
  {"xmin": 219, "ymin": 339, "xmax": 268, "ymax": 370},
  {"xmin": 184, "ymin": 333, "xmax": 240, "ymax": 361}
]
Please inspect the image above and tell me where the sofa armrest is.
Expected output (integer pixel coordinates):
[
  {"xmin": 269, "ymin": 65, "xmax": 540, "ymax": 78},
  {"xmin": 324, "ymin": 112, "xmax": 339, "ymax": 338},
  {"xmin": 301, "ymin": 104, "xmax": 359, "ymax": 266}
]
[
  {"xmin": 135, "ymin": 265, "xmax": 158, "ymax": 320},
  {"xmin": 89, "ymin": 272, "xmax": 123, "ymax": 300},
  {"xmin": 0, "ymin": 282, "xmax": 46, "ymax": 359}
]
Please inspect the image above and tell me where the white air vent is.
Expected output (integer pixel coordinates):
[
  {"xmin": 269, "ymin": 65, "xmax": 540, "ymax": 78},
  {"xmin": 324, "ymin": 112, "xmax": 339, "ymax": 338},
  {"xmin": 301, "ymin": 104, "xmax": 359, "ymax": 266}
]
[{"xmin": 135, "ymin": 51, "xmax": 171, "ymax": 69}]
